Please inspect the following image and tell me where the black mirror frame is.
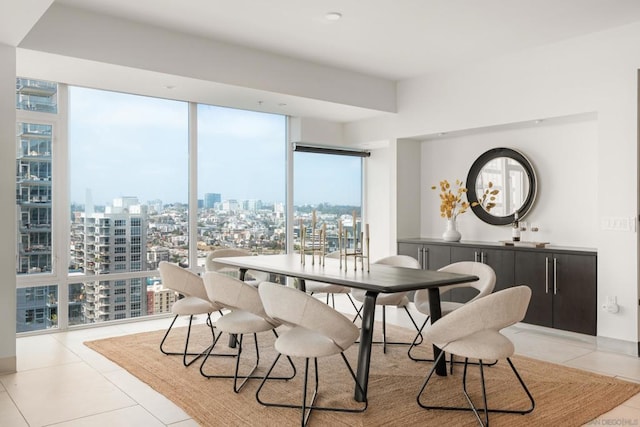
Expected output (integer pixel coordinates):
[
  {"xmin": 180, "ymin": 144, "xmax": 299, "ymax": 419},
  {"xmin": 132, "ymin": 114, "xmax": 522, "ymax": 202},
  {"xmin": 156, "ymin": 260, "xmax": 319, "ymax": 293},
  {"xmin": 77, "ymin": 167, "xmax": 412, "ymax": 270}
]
[{"xmin": 466, "ymin": 147, "xmax": 537, "ymax": 226}]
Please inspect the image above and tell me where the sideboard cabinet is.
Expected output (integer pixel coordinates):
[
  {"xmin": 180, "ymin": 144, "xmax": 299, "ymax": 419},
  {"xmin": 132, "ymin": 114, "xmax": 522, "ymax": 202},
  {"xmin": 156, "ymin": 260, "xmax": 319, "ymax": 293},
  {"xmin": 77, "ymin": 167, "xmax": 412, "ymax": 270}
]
[{"xmin": 397, "ymin": 238, "xmax": 597, "ymax": 336}]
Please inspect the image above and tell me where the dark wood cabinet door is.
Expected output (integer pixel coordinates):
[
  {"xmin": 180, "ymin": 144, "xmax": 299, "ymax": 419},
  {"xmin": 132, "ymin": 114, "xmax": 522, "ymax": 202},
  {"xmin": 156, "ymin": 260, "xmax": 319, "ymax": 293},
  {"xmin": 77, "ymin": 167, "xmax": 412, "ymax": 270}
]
[
  {"xmin": 398, "ymin": 243, "xmax": 450, "ymax": 270},
  {"xmin": 398, "ymin": 243, "xmax": 421, "ymax": 265},
  {"xmin": 552, "ymin": 253, "xmax": 597, "ymax": 335},
  {"xmin": 514, "ymin": 251, "xmax": 553, "ymax": 328},
  {"xmin": 450, "ymin": 246, "xmax": 514, "ymax": 301},
  {"xmin": 423, "ymin": 244, "xmax": 451, "ymax": 270}
]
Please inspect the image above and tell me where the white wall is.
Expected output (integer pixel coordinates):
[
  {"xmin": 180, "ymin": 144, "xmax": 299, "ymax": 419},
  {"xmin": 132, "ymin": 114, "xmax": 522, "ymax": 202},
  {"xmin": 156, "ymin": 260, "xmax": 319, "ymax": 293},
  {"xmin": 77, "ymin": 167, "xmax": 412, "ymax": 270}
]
[
  {"xmin": 421, "ymin": 116, "xmax": 599, "ymax": 247},
  {"xmin": 349, "ymin": 22, "xmax": 640, "ymax": 343},
  {"xmin": 0, "ymin": 43, "xmax": 17, "ymax": 374}
]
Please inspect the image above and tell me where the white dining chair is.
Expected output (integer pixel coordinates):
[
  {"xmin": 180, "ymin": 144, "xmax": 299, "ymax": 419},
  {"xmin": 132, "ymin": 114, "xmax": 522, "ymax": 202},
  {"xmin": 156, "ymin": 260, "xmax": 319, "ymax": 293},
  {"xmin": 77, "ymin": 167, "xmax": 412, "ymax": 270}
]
[
  {"xmin": 408, "ymin": 261, "xmax": 496, "ymax": 363},
  {"xmin": 256, "ymin": 281, "xmax": 367, "ymax": 426},
  {"xmin": 416, "ymin": 285, "xmax": 535, "ymax": 426},
  {"xmin": 205, "ymin": 248, "xmax": 269, "ymax": 286},
  {"xmin": 158, "ymin": 261, "xmax": 222, "ymax": 366},
  {"xmin": 199, "ymin": 271, "xmax": 295, "ymax": 392}
]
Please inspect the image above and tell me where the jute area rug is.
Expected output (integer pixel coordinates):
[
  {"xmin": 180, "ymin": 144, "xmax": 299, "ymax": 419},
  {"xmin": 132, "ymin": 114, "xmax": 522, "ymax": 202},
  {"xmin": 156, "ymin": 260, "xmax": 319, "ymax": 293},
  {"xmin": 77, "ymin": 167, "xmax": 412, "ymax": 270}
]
[{"xmin": 85, "ymin": 322, "xmax": 640, "ymax": 426}]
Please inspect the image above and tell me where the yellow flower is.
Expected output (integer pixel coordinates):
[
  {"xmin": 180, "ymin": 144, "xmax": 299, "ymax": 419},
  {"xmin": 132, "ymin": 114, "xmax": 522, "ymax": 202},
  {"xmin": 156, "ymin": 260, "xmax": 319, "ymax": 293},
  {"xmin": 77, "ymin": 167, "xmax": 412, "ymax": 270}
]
[{"xmin": 432, "ymin": 179, "xmax": 470, "ymax": 220}]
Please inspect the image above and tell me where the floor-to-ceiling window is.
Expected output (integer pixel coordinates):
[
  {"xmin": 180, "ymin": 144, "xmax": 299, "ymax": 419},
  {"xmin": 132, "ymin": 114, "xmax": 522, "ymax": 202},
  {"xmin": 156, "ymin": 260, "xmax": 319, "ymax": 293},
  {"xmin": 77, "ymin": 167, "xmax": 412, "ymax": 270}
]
[
  {"xmin": 293, "ymin": 148, "xmax": 364, "ymax": 255},
  {"xmin": 196, "ymin": 104, "xmax": 286, "ymax": 266},
  {"xmin": 15, "ymin": 79, "xmax": 362, "ymax": 334},
  {"xmin": 68, "ymin": 87, "xmax": 189, "ymax": 325}
]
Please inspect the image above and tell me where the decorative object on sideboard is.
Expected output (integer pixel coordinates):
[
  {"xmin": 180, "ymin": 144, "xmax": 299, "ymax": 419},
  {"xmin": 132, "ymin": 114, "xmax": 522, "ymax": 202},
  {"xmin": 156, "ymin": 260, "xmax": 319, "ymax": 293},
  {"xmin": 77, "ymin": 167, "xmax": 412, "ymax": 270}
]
[
  {"xmin": 433, "ymin": 179, "xmax": 476, "ymax": 242},
  {"xmin": 467, "ymin": 147, "xmax": 537, "ymax": 226},
  {"xmin": 433, "ymin": 179, "xmax": 499, "ymax": 242}
]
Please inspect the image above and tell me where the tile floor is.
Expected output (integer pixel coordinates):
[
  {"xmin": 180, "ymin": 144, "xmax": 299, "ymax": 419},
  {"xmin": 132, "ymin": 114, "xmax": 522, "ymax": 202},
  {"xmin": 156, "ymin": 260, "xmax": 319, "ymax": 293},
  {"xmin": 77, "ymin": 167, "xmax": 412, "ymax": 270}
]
[{"xmin": 1, "ymin": 295, "xmax": 640, "ymax": 426}]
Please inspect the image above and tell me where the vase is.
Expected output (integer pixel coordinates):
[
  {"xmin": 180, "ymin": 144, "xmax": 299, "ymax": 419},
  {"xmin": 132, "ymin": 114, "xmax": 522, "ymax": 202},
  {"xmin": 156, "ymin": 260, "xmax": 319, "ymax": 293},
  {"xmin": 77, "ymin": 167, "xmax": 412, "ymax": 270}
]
[{"xmin": 442, "ymin": 218, "xmax": 461, "ymax": 242}]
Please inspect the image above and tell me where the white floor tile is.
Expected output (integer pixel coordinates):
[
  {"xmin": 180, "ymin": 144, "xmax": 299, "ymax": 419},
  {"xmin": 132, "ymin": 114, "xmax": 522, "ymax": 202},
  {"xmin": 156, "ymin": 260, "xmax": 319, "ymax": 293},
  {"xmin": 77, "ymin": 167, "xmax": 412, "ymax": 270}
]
[
  {"xmin": 104, "ymin": 368, "xmax": 192, "ymax": 425},
  {"xmin": 16, "ymin": 334, "xmax": 81, "ymax": 371},
  {"xmin": 0, "ymin": 391, "xmax": 28, "ymax": 427},
  {"xmin": 0, "ymin": 362, "xmax": 135, "ymax": 427},
  {"xmin": 567, "ymin": 350, "xmax": 640, "ymax": 380},
  {"xmin": 47, "ymin": 405, "xmax": 165, "ymax": 427}
]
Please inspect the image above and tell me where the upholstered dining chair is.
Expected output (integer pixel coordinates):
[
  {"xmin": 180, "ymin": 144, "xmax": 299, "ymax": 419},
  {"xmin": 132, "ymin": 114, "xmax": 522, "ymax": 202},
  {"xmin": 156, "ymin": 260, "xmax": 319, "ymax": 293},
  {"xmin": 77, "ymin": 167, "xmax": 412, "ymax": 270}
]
[
  {"xmin": 408, "ymin": 261, "xmax": 496, "ymax": 363},
  {"xmin": 303, "ymin": 251, "xmax": 359, "ymax": 313},
  {"xmin": 205, "ymin": 247, "xmax": 269, "ymax": 286},
  {"xmin": 158, "ymin": 261, "xmax": 222, "ymax": 367},
  {"xmin": 416, "ymin": 285, "xmax": 535, "ymax": 426},
  {"xmin": 199, "ymin": 271, "xmax": 295, "ymax": 392},
  {"xmin": 256, "ymin": 281, "xmax": 367, "ymax": 426},
  {"xmin": 350, "ymin": 254, "xmax": 423, "ymax": 353}
]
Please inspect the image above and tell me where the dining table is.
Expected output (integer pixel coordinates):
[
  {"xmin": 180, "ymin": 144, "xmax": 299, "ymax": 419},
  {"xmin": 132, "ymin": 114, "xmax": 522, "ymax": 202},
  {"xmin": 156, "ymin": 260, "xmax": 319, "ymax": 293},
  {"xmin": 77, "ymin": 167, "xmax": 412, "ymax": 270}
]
[{"xmin": 213, "ymin": 253, "xmax": 478, "ymax": 402}]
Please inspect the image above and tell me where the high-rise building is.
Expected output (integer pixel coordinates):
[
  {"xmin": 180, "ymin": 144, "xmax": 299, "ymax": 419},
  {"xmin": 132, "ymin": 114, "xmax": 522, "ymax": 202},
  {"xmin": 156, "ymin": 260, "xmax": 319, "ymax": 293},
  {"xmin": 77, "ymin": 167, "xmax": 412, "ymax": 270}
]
[
  {"xmin": 71, "ymin": 197, "xmax": 148, "ymax": 323},
  {"xmin": 204, "ymin": 193, "xmax": 221, "ymax": 209},
  {"xmin": 15, "ymin": 78, "xmax": 58, "ymax": 332}
]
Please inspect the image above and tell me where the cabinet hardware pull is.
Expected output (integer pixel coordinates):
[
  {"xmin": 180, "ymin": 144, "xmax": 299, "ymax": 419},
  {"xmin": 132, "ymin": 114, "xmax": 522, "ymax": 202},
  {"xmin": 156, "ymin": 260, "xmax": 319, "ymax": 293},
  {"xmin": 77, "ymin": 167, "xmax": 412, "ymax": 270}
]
[
  {"xmin": 554, "ymin": 258, "xmax": 558, "ymax": 295},
  {"xmin": 545, "ymin": 257, "xmax": 549, "ymax": 294},
  {"xmin": 418, "ymin": 248, "xmax": 423, "ymax": 269},
  {"xmin": 481, "ymin": 252, "xmax": 486, "ymax": 263},
  {"xmin": 474, "ymin": 251, "xmax": 479, "ymax": 262}
]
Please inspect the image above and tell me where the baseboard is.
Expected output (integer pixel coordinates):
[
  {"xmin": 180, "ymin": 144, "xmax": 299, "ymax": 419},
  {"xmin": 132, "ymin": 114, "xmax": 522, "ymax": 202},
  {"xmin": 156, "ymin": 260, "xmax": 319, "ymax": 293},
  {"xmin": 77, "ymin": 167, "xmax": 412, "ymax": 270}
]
[{"xmin": 0, "ymin": 355, "xmax": 16, "ymax": 375}]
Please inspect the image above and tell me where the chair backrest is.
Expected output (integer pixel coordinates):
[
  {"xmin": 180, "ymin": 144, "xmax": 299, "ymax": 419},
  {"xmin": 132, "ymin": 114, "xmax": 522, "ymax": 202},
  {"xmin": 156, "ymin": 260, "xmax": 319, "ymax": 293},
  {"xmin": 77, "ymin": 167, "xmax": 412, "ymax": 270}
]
[
  {"xmin": 203, "ymin": 271, "xmax": 273, "ymax": 323},
  {"xmin": 259, "ymin": 282, "xmax": 359, "ymax": 352},
  {"xmin": 205, "ymin": 248, "xmax": 269, "ymax": 282},
  {"xmin": 414, "ymin": 261, "xmax": 496, "ymax": 306},
  {"xmin": 159, "ymin": 261, "xmax": 208, "ymax": 301},
  {"xmin": 205, "ymin": 248, "xmax": 251, "ymax": 272},
  {"xmin": 374, "ymin": 254, "xmax": 422, "ymax": 269},
  {"xmin": 424, "ymin": 285, "xmax": 532, "ymax": 346}
]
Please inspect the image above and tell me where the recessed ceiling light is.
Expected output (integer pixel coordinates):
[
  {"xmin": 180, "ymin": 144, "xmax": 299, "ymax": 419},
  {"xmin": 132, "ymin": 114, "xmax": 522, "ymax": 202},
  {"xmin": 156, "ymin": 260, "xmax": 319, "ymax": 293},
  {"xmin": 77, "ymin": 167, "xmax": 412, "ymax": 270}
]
[
  {"xmin": 164, "ymin": 85, "xmax": 176, "ymax": 90},
  {"xmin": 325, "ymin": 12, "xmax": 342, "ymax": 21}
]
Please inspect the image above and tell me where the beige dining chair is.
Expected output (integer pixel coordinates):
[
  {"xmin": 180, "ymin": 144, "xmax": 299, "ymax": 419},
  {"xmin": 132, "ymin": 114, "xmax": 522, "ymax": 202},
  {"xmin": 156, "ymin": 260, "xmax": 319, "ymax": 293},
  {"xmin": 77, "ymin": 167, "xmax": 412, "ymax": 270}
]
[
  {"xmin": 158, "ymin": 261, "xmax": 222, "ymax": 367},
  {"xmin": 350, "ymin": 254, "xmax": 423, "ymax": 353},
  {"xmin": 303, "ymin": 251, "xmax": 359, "ymax": 313},
  {"xmin": 199, "ymin": 271, "xmax": 295, "ymax": 392},
  {"xmin": 256, "ymin": 281, "xmax": 367, "ymax": 426},
  {"xmin": 205, "ymin": 247, "xmax": 269, "ymax": 286},
  {"xmin": 416, "ymin": 285, "xmax": 535, "ymax": 426},
  {"xmin": 408, "ymin": 261, "xmax": 496, "ymax": 363}
]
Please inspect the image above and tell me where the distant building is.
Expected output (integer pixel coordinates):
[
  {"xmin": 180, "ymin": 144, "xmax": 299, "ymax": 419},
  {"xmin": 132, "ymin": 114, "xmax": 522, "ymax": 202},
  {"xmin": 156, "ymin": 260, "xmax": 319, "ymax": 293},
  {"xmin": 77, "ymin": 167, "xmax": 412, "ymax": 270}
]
[
  {"xmin": 204, "ymin": 193, "xmax": 221, "ymax": 209},
  {"xmin": 244, "ymin": 199, "xmax": 262, "ymax": 211},
  {"xmin": 222, "ymin": 199, "xmax": 240, "ymax": 212}
]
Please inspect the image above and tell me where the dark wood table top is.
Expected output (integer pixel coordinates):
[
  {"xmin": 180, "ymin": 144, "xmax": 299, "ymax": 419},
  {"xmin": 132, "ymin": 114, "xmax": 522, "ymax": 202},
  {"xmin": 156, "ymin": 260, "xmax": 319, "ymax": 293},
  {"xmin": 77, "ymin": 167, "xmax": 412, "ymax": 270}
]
[{"xmin": 214, "ymin": 254, "xmax": 478, "ymax": 293}]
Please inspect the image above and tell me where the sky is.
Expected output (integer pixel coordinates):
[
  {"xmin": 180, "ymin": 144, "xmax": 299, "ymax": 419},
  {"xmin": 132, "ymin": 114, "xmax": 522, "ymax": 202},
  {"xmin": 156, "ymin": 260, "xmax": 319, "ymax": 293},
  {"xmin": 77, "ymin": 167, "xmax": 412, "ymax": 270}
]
[{"xmin": 68, "ymin": 86, "xmax": 361, "ymax": 207}]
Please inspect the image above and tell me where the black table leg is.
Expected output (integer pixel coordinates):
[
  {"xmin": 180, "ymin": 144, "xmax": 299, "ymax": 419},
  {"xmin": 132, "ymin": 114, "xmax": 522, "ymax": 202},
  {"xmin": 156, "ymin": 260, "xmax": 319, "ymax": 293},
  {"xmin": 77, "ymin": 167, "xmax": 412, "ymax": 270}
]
[
  {"xmin": 354, "ymin": 290, "xmax": 377, "ymax": 402},
  {"xmin": 427, "ymin": 287, "xmax": 446, "ymax": 376}
]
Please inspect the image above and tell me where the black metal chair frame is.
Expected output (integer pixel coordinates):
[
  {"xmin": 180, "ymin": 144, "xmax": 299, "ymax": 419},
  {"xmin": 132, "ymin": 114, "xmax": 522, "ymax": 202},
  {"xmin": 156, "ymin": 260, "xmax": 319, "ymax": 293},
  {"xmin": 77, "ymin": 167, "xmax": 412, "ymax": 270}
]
[
  {"xmin": 256, "ymin": 351, "xmax": 368, "ymax": 426},
  {"xmin": 416, "ymin": 350, "xmax": 535, "ymax": 426},
  {"xmin": 200, "ymin": 328, "xmax": 296, "ymax": 393},
  {"xmin": 159, "ymin": 312, "xmax": 217, "ymax": 367}
]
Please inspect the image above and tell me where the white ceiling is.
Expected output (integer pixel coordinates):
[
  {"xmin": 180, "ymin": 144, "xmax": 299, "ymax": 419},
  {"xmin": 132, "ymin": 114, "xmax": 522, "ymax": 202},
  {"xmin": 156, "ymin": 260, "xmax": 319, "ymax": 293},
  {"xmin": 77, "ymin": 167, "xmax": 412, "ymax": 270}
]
[
  {"xmin": 7, "ymin": 0, "xmax": 640, "ymax": 122},
  {"xmin": 54, "ymin": 0, "xmax": 640, "ymax": 80}
]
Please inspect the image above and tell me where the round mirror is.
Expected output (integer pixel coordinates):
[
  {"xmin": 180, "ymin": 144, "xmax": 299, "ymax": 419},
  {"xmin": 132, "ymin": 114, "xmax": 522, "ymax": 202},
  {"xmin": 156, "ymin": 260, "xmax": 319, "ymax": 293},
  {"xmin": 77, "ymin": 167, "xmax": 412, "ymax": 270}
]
[{"xmin": 466, "ymin": 147, "xmax": 537, "ymax": 226}]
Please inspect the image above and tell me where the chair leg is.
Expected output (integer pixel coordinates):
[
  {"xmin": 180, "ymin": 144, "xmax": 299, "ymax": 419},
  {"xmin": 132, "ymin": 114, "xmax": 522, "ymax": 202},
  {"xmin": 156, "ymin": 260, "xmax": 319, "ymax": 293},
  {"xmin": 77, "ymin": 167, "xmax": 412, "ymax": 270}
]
[
  {"xmin": 200, "ymin": 329, "xmax": 295, "ymax": 392},
  {"xmin": 255, "ymin": 351, "xmax": 367, "ymax": 425},
  {"xmin": 160, "ymin": 313, "xmax": 216, "ymax": 367},
  {"xmin": 417, "ymin": 354, "xmax": 535, "ymax": 426}
]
